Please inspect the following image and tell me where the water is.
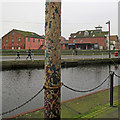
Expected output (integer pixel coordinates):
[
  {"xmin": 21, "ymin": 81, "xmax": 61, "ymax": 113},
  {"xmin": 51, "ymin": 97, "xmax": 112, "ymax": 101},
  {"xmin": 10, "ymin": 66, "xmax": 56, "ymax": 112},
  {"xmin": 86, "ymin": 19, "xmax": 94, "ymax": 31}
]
[{"xmin": 2, "ymin": 64, "xmax": 120, "ymax": 118}]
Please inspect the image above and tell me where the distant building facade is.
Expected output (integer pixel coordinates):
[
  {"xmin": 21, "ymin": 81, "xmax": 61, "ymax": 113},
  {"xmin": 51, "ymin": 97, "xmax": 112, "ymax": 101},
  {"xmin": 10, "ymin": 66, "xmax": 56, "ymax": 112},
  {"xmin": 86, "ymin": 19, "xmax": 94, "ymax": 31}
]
[
  {"xmin": 2, "ymin": 29, "xmax": 68, "ymax": 50},
  {"xmin": 2, "ymin": 29, "xmax": 45, "ymax": 50},
  {"xmin": 110, "ymin": 35, "xmax": 119, "ymax": 50},
  {"xmin": 60, "ymin": 36, "xmax": 69, "ymax": 50},
  {"xmin": 68, "ymin": 26, "xmax": 109, "ymax": 50}
]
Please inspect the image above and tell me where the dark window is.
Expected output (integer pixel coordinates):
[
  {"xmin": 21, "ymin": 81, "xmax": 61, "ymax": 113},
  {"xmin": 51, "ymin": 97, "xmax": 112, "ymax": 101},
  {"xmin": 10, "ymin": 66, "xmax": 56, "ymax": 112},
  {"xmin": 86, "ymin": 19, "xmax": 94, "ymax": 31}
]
[
  {"xmin": 28, "ymin": 38, "xmax": 30, "ymax": 42},
  {"xmin": 18, "ymin": 38, "xmax": 21, "ymax": 42},
  {"xmin": 6, "ymin": 39, "xmax": 8, "ymax": 43},
  {"xmin": 33, "ymin": 38, "xmax": 35, "ymax": 42},
  {"xmin": 38, "ymin": 39, "xmax": 40, "ymax": 42},
  {"xmin": 12, "ymin": 39, "xmax": 14, "ymax": 42},
  {"xmin": 12, "ymin": 32, "xmax": 14, "ymax": 36}
]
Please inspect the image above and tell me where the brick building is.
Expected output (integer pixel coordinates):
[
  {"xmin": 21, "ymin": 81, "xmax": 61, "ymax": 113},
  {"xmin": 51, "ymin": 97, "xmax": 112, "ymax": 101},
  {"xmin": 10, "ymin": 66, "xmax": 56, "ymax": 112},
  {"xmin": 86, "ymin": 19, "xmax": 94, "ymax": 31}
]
[
  {"xmin": 68, "ymin": 26, "xmax": 109, "ymax": 50},
  {"xmin": 60, "ymin": 36, "xmax": 68, "ymax": 50},
  {"xmin": 2, "ymin": 29, "xmax": 45, "ymax": 50},
  {"xmin": 109, "ymin": 35, "xmax": 119, "ymax": 50}
]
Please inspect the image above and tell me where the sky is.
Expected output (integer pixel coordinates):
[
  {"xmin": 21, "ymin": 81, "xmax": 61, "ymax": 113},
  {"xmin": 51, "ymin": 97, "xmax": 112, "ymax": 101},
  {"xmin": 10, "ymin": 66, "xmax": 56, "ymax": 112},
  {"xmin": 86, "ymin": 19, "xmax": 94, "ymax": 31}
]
[{"xmin": 0, "ymin": 0, "xmax": 120, "ymax": 39}]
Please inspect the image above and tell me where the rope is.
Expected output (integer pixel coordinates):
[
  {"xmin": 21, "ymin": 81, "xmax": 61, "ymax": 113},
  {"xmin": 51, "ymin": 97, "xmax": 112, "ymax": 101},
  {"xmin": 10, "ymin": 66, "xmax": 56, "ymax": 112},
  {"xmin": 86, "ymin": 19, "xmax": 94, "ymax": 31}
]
[
  {"xmin": 62, "ymin": 75, "xmax": 110, "ymax": 93},
  {"xmin": 114, "ymin": 73, "xmax": 120, "ymax": 78},
  {"xmin": 0, "ymin": 87, "xmax": 44, "ymax": 116}
]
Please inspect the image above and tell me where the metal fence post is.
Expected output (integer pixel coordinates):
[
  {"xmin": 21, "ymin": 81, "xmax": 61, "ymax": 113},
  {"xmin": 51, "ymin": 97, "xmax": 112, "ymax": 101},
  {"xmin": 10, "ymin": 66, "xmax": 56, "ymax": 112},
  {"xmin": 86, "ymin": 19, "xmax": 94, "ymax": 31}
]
[
  {"xmin": 44, "ymin": 0, "xmax": 61, "ymax": 119},
  {"xmin": 110, "ymin": 71, "xmax": 114, "ymax": 107}
]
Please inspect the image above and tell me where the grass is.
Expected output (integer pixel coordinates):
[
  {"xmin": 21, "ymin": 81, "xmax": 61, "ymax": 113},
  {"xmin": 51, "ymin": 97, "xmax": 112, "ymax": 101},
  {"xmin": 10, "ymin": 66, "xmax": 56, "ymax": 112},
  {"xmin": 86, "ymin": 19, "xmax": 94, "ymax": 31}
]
[
  {"xmin": 13, "ymin": 86, "xmax": 119, "ymax": 119},
  {"xmin": 1, "ymin": 49, "xmax": 120, "ymax": 56}
]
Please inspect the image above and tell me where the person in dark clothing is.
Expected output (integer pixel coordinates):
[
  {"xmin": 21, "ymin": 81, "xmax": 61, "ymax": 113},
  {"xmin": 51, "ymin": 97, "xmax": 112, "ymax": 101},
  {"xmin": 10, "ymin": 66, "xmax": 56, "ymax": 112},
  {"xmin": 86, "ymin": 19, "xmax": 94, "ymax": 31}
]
[
  {"xmin": 16, "ymin": 51, "xmax": 20, "ymax": 60},
  {"xmin": 74, "ymin": 48, "xmax": 77, "ymax": 55},
  {"xmin": 26, "ymin": 49, "xmax": 32, "ymax": 60}
]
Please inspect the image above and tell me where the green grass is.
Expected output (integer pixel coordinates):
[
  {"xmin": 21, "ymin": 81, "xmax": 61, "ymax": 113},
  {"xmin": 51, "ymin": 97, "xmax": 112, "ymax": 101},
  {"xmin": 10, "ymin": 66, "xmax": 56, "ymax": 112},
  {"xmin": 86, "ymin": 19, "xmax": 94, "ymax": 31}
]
[
  {"xmin": 1, "ymin": 49, "xmax": 120, "ymax": 56},
  {"xmin": 15, "ymin": 86, "xmax": 119, "ymax": 119}
]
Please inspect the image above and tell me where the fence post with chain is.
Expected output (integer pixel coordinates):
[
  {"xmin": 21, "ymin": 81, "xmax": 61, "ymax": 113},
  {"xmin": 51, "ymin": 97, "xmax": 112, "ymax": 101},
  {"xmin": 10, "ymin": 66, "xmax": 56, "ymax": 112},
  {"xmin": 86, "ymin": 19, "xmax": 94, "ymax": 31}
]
[
  {"xmin": 44, "ymin": 0, "xmax": 61, "ymax": 119},
  {"xmin": 110, "ymin": 71, "xmax": 114, "ymax": 107}
]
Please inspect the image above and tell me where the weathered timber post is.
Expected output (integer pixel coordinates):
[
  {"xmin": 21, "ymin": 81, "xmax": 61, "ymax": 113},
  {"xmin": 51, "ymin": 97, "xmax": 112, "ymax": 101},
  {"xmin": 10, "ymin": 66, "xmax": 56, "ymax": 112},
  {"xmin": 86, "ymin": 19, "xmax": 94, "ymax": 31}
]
[{"xmin": 44, "ymin": 0, "xmax": 61, "ymax": 119}]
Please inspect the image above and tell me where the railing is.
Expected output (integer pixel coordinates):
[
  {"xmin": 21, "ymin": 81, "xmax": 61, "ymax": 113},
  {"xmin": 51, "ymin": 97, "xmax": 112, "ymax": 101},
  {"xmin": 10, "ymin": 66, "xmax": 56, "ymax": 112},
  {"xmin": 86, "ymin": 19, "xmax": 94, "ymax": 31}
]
[{"xmin": 0, "ymin": 72, "xmax": 120, "ymax": 117}]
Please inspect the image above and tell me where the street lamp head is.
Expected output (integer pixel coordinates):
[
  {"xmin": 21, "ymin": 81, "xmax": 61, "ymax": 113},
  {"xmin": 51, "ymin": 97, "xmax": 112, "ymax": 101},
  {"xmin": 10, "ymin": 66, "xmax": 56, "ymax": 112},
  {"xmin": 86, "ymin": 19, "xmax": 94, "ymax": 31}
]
[{"xmin": 106, "ymin": 21, "xmax": 110, "ymax": 24}]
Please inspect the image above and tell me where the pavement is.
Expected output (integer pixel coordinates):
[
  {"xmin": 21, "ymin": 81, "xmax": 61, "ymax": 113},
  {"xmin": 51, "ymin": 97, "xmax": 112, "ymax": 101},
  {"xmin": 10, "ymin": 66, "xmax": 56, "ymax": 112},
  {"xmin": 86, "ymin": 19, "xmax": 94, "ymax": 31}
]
[
  {"xmin": 8, "ymin": 86, "xmax": 120, "ymax": 119},
  {"xmin": 0, "ymin": 54, "xmax": 118, "ymax": 61}
]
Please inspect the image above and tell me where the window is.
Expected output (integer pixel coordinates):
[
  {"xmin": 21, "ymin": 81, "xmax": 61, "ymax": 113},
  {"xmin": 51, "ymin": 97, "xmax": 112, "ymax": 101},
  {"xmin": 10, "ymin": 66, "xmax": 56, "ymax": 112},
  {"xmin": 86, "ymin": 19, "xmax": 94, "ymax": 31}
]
[
  {"xmin": 33, "ymin": 38, "xmax": 35, "ymax": 42},
  {"xmin": 28, "ymin": 38, "xmax": 30, "ymax": 42},
  {"xmin": 41, "ymin": 40, "xmax": 43, "ymax": 45},
  {"xmin": 38, "ymin": 39, "xmax": 40, "ymax": 43},
  {"xmin": 12, "ymin": 38, "xmax": 14, "ymax": 42},
  {"xmin": 12, "ymin": 32, "xmax": 14, "ymax": 36},
  {"xmin": 18, "ymin": 47, "xmax": 21, "ymax": 50},
  {"xmin": 84, "ymin": 31, "xmax": 89, "ymax": 36},
  {"xmin": 18, "ymin": 38, "xmax": 21, "ymax": 42},
  {"xmin": 6, "ymin": 39, "xmax": 8, "ymax": 43},
  {"xmin": 74, "ymin": 35, "xmax": 76, "ymax": 38}
]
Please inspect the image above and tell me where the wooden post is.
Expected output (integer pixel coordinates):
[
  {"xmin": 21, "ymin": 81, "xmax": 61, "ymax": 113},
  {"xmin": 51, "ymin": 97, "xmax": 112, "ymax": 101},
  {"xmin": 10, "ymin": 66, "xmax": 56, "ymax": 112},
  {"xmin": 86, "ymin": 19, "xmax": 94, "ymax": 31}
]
[{"xmin": 44, "ymin": 0, "xmax": 61, "ymax": 119}]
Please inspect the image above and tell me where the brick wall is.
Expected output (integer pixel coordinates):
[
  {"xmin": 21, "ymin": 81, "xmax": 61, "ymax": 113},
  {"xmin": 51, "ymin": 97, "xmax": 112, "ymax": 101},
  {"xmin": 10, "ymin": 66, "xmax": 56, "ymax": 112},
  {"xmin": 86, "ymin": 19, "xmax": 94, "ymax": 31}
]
[
  {"xmin": 69, "ymin": 37, "xmax": 107, "ymax": 49},
  {"xmin": 25, "ymin": 37, "xmax": 45, "ymax": 50},
  {"xmin": 2, "ymin": 30, "xmax": 25, "ymax": 49}
]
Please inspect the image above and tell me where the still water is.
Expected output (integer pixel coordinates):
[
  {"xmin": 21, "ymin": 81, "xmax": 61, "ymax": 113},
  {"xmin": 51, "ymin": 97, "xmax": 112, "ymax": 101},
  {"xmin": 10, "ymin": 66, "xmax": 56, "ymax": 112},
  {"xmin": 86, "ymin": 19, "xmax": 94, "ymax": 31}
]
[{"xmin": 2, "ymin": 64, "xmax": 120, "ymax": 118}]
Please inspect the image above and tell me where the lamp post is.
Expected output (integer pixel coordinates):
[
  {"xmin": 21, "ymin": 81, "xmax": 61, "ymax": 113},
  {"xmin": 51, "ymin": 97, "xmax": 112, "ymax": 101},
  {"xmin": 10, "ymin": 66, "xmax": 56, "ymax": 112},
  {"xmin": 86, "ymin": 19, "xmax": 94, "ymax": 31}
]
[
  {"xmin": 106, "ymin": 21, "xmax": 114, "ymax": 107},
  {"xmin": 106, "ymin": 21, "xmax": 111, "ymax": 73},
  {"xmin": 106, "ymin": 21, "xmax": 111, "ymax": 59}
]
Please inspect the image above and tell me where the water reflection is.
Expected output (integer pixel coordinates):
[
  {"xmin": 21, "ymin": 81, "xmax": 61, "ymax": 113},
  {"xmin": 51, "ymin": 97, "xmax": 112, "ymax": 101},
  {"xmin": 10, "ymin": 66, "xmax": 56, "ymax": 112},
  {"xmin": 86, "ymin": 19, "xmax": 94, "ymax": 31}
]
[{"xmin": 2, "ymin": 64, "xmax": 120, "ymax": 118}]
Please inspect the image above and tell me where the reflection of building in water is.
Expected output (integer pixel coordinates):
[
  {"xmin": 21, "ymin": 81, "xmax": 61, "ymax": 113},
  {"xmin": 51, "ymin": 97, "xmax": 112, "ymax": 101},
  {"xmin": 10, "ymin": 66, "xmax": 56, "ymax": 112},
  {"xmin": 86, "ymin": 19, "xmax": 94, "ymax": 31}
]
[
  {"xmin": 27, "ymin": 70, "xmax": 32, "ymax": 81},
  {"xmin": 15, "ymin": 70, "xmax": 21, "ymax": 81},
  {"xmin": 94, "ymin": 65, "xmax": 103, "ymax": 83}
]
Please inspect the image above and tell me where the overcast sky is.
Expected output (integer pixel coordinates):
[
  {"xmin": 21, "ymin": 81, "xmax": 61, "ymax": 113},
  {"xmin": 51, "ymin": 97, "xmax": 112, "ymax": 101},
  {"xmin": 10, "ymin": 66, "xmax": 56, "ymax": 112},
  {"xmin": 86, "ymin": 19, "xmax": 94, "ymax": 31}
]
[{"xmin": 0, "ymin": 0, "xmax": 119, "ymax": 39}]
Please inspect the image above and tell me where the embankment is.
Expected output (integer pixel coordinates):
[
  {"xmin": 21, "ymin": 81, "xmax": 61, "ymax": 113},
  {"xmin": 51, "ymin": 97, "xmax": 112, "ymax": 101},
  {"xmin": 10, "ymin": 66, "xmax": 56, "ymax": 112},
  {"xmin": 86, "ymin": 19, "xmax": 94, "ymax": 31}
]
[{"xmin": 1, "ymin": 58, "xmax": 120, "ymax": 71}]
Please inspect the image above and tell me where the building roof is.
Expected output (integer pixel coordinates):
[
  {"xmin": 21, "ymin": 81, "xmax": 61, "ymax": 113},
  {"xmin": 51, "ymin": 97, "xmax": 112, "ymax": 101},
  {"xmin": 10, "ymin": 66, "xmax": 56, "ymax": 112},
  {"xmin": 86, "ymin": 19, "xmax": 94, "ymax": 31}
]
[
  {"xmin": 70, "ymin": 29, "xmax": 109, "ymax": 38},
  {"xmin": 60, "ymin": 40, "xmax": 68, "ymax": 44},
  {"xmin": 13, "ymin": 29, "xmax": 44, "ymax": 38},
  {"xmin": 2, "ymin": 29, "xmax": 44, "ymax": 39}
]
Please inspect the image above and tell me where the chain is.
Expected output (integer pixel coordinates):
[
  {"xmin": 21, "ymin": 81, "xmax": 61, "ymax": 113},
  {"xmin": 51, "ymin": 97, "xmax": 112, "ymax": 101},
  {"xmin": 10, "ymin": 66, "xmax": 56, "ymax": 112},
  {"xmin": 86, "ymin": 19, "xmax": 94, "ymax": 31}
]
[
  {"xmin": 114, "ymin": 73, "xmax": 120, "ymax": 78},
  {"xmin": 0, "ymin": 87, "xmax": 44, "ymax": 116},
  {"xmin": 1, "ymin": 73, "xmax": 117, "ymax": 116},
  {"xmin": 62, "ymin": 75, "xmax": 110, "ymax": 93}
]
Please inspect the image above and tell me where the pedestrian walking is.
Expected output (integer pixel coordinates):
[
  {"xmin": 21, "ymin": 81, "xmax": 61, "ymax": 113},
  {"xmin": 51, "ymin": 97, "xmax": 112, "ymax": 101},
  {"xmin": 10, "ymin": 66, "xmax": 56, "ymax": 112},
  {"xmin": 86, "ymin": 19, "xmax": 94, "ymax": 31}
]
[
  {"xmin": 15, "ymin": 51, "xmax": 20, "ymax": 60},
  {"xmin": 26, "ymin": 49, "xmax": 32, "ymax": 60},
  {"xmin": 74, "ymin": 48, "xmax": 77, "ymax": 55}
]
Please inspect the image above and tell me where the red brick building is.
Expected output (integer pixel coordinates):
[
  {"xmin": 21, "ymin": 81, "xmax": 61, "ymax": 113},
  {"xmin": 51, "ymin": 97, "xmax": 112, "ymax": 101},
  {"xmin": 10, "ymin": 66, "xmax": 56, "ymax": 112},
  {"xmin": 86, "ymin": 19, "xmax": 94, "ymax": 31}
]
[
  {"xmin": 2, "ymin": 29, "xmax": 45, "ymax": 50},
  {"xmin": 110, "ymin": 35, "xmax": 119, "ymax": 50},
  {"xmin": 60, "ymin": 36, "xmax": 68, "ymax": 50},
  {"xmin": 68, "ymin": 26, "xmax": 109, "ymax": 50}
]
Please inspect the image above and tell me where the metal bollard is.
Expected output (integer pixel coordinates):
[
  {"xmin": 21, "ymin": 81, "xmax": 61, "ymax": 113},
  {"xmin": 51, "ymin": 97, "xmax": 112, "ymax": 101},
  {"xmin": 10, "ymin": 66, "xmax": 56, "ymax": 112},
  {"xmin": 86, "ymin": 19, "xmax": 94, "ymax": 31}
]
[{"xmin": 110, "ymin": 71, "xmax": 114, "ymax": 107}]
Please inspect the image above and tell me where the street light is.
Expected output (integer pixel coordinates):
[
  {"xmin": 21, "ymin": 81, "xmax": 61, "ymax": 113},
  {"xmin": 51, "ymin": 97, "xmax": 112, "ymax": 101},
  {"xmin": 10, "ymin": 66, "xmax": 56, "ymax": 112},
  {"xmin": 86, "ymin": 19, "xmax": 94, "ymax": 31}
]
[
  {"xmin": 106, "ymin": 21, "xmax": 111, "ymax": 59},
  {"xmin": 106, "ymin": 21, "xmax": 113, "ymax": 107}
]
